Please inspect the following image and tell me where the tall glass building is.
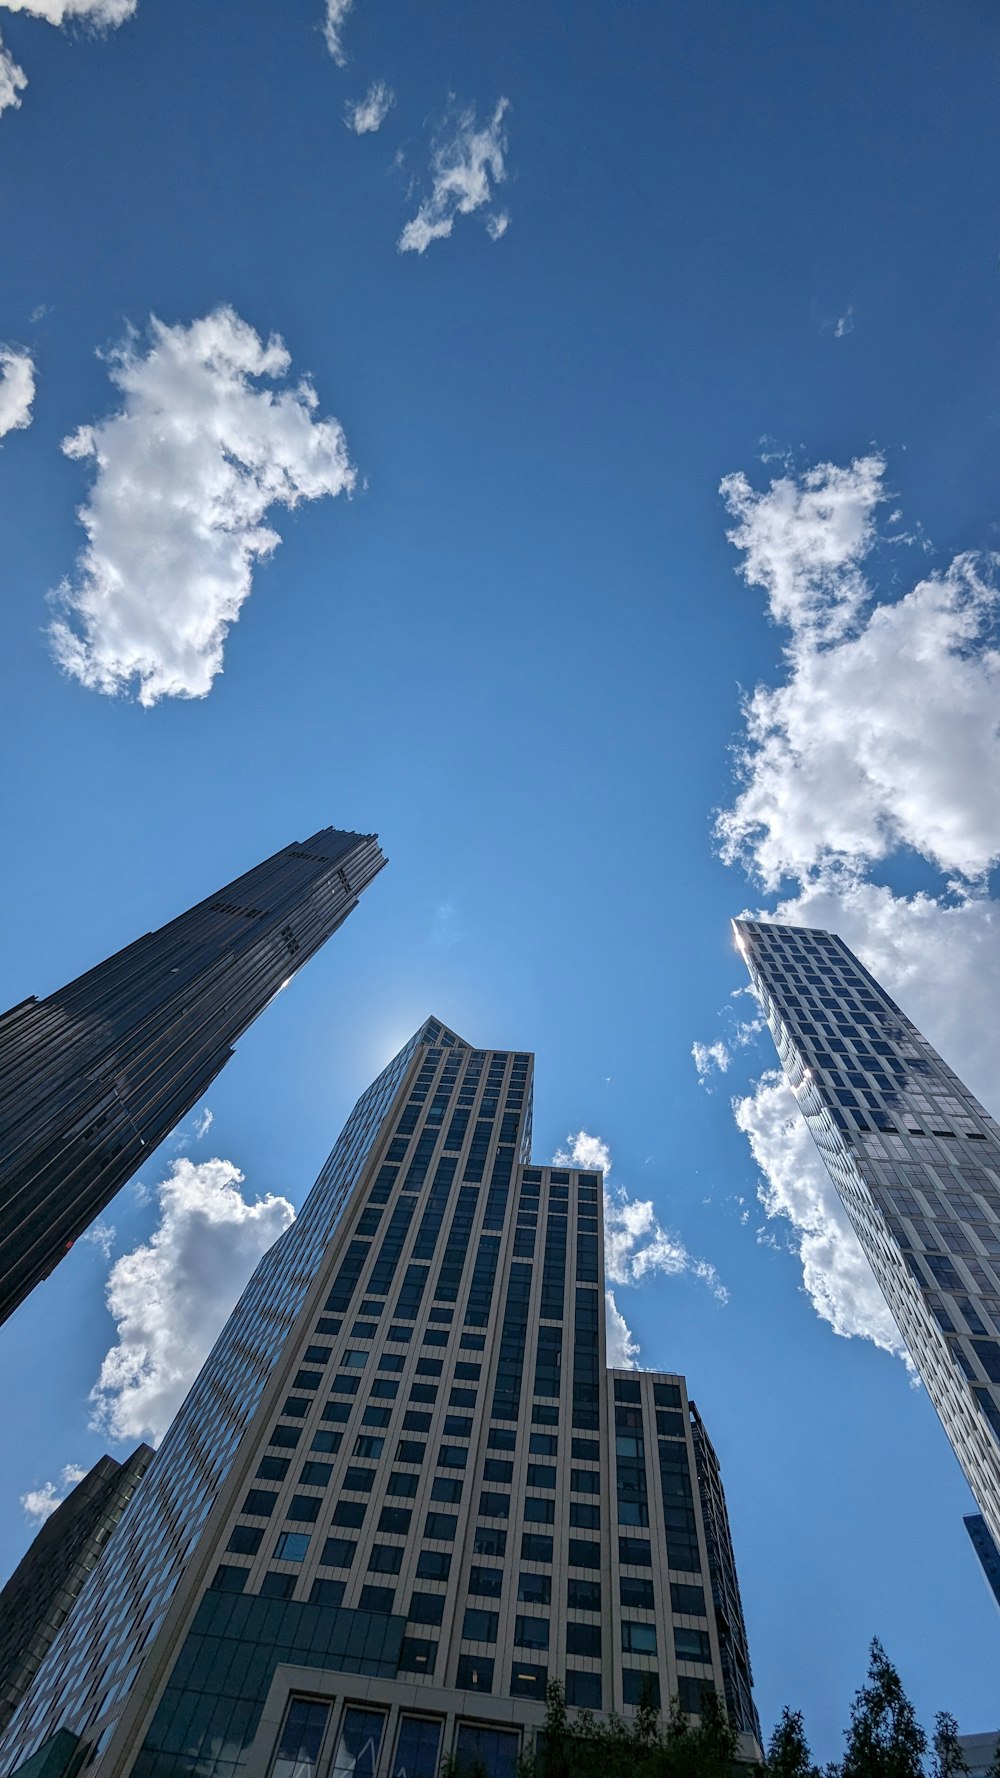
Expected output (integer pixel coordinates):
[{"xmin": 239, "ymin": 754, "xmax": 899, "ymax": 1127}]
[
  {"xmin": 0, "ymin": 827, "xmax": 386, "ymax": 1326},
  {"xmin": 0, "ymin": 1020, "xmax": 760, "ymax": 1778},
  {"xmin": 734, "ymin": 918, "xmax": 1000, "ymax": 1550}
]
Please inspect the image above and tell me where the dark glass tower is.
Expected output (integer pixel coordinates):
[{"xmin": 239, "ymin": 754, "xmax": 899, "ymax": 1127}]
[
  {"xmin": 0, "ymin": 1020, "xmax": 760, "ymax": 1778},
  {"xmin": 0, "ymin": 828, "xmax": 386, "ymax": 1326},
  {"xmin": 0, "ymin": 1448, "xmax": 154, "ymax": 1734}
]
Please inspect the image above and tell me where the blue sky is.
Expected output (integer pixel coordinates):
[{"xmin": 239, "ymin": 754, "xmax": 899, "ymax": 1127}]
[{"xmin": 2, "ymin": 0, "xmax": 1000, "ymax": 1758}]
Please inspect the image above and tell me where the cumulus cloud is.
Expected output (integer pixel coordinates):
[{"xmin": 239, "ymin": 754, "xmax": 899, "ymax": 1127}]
[
  {"xmin": 0, "ymin": 345, "xmax": 35, "ymax": 435},
  {"xmin": 0, "ymin": 35, "xmax": 26, "ymax": 114},
  {"xmin": 49, "ymin": 307, "xmax": 355, "ymax": 706},
  {"xmin": 553, "ymin": 1129, "xmax": 728, "ymax": 1325},
  {"xmin": 399, "ymin": 98, "xmax": 509, "ymax": 254},
  {"xmin": 734, "ymin": 1071, "xmax": 908, "ymax": 1358},
  {"xmin": 716, "ymin": 452, "xmax": 1000, "ymax": 1357},
  {"xmin": 90, "ymin": 1156, "xmax": 294, "ymax": 1445},
  {"xmin": 323, "ymin": 0, "xmax": 352, "ymax": 64},
  {"xmin": 21, "ymin": 1463, "xmax": 87, "ymax": 1526},
  {"xmin": 605, "ymin": 1290, "xmax": 640, "ymax": 1369},
  {"xmin": 344, "ymin": 79, "xmax": 393, "ymax": 134}
]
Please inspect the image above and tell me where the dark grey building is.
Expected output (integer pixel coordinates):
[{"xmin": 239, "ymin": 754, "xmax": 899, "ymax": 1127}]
[
  {"xmin": 0, "ymin": 1020, "xmax": 761, "ymax": 1778},
  {"xmin": 735, "ymin": 917, "xmax": 1000, "ymax": 1552},
  {"xmin": 965, "ymin": 1512, "xmax": 1000, "ymax": 1612},
  {"xmin": 0, "ymin": 1448, "xmax": 154, "ymax": 1733},
  {"xmin": 0, "ymin": 828, "xmax": 386, "ymax": 1326}
]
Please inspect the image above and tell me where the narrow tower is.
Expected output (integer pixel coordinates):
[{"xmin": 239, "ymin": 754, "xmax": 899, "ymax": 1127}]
[
  {"xmin": 734, "ymin": 917, "xmax": 1000, "ymax": 1550},
  {"xmin": 0, "ymin": 828, "xmax": 386, "ymax": 1326},
  {"xmin": 0, "ymin": 1020, "xmax": 760, "ymax": 1778}
]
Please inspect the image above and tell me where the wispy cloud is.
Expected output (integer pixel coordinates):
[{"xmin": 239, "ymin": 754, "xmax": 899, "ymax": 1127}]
[
  {"xmin": 49, "ymin": 307, "xmax": 355, "ymax": 706},
  {"xmin": 344, "ymin": 79, "xmax": 393, "ymax": 134},
  {"xmin": 0, "ymin": 0, "xmax": 136, "ymax": 122},
  {"xmin": 0, "ymin": 345, "xmax": 35, "ymax": 436},
  {"xmin": 322, "ymin": 0, "xmax": 352, "ymax": 64},
  {"xmin": 833, "ymin": 305, "xmax": 855, "ymax": 338},
  {"xmin": 692, "ymin": 1039, "xmax": 730, "ymax": 1082},
  {"xmin": 715, "ymin": 452, "xmax": 1000, "ymax": 1357},
  {"xmin": 82, "ymin": 1220, "xmax": 116, "ymax": 1260},
  {"xmin": 0, "ymin": 37, "xmax": 26, "ymax": 115},
  {"xmin": 90, "ymin": 1156, "xmax": 294, "ymax": 1445},
  {"xmin": 21, "ymin": 1463, "xmax": 87, "ymax": 1526},
  {"xmin": 399, "ymin": 98, "xmax": 510, "ymax": 255},
  {"xmin": 193, "ymin": 1106, "xmax": 213, "ymax": 1140}
]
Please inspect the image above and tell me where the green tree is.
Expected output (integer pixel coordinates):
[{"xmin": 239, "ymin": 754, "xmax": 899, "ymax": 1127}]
[
  {"xmin": 765, "ymin": 1709, "xmax": 821, "ymax": 1778},
  {"xmin": 841, "ymin": 1640, "xmax": 927, "ymax": 1778},
  {"xmin": 931, "ymin": 1714, "xmax": 969, "ymax": 1778}
]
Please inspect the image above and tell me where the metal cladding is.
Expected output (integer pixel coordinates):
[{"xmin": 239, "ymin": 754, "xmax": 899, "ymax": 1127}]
[{"xmin": 0, "ymin": 828, "xmax": 386, "ymax": 1325}]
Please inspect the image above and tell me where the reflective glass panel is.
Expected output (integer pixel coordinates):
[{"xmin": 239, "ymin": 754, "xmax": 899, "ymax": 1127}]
[
  {"xmin": 392, "ymin": 1717, "xmax": 442, "ymax": 1778},
  {"xmin": 271, "ymin": 1699, "xmax": 330, "ymax": 1778},
  {"xmin": 331, "ymin": 1709, "xmax": 386, "ymax": 1778}
]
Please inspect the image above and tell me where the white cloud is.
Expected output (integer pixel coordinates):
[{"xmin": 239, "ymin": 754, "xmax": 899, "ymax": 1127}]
[
  {"xmin": 553, "ymin": 1129, "xmax": 728, "ymax": 1304},
  {"xmin": 82, "ymin": 1220, "xmax": 116, "ymax": 1259},
  {"xmin": 0, "ymin": 345, "xmax": 35, "ymax": 435},
  {"xmin": 344, "ymin": 79, "xmax": 393, "ymax": 134},
  {"xmin": 0, "ymin": 0, "xmax": 135, "ymax": 20},
  {"xmin": 399, "ymin": 98, "xmax": 509, "ymax": 255},
  {"xmin": 692, "ymin": 1038, "xmax": 730, "ymax": 1081},
  {"xmin": 0, "ymin": 35, "xmax": 26, "ymax": 114},
  {"xmin": 605, "ymin": 1290, "xmax": 640, "ymax": 1369},
  {"xmin": 49, "ymin": 307, "xmax": 356, "ymax": 706},
  {"xmin": 322, "ymin": 0, "xmax": 352, "ymax": 64},
  {"xmin": 716, "ymin": 451, "xmax": 1000, "ymax": 1358},
  {"xmin": 734, "ymin": 1070, "xmax": 908, "ymax": 1358},
  {"xmin": 485, "ymin": 210, "xmax": 510, "ymax": 241},
  {"xmin": 193, "ymin": 1107, "xmax": 213, "ymax": 1140},
  {"xmin": 21, "ymin": 1463, "xmax": 87, "ymax": 1526},
  {"xmin": 834, "ymin": 305, "xmax": 855, "ymax": 338},
  {"xmin": 89, "ymin": 1156, "xmax": 294, "ymax": 1445}
]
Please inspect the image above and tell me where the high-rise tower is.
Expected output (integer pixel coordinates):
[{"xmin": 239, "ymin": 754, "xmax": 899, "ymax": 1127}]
[
  {"xmin": 0, "ymin": 828, "xmax": 386, "ymax": 1326},
  {"xmin": 734, "ymin": 918, "xmax": 1000, "ymax": 1550},
  {"xmin": 0, "ymin": 1020, "xmax": 760, "ymax": 1778}
]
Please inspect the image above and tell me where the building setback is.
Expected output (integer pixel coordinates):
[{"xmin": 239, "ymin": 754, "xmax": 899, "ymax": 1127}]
[
  {"xmin": 0, "ymin": 1018, "xmax": 760, "ymax": 1778},
  {"xmin": 0, "ymin": 828, "xmax": 386, "ymax": 1326},
  {"xmin": 0, "ymin": 1449, "xmax": 154, "ymax": 1735},
  {"xmin": 734, "ymin": 918, "xmax": 1000, "ymax": 1550}
]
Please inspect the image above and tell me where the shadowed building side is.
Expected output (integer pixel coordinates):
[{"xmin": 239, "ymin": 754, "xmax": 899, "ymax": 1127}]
[{"xmin": 0, "ymin": 828, "xmax": 386, "ymax": 1326}]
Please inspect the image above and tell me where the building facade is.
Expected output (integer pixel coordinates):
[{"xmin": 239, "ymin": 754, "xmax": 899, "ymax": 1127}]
[
  {"xmin": 734, "ymin": 918, "xmax": 1000, "ymax": 1550},
  {"xmin": 0, "ymin": 827, "xmax": 386, "ymax": 1326},
  {"xmin": 964, "ymin": 1513, "xmax": 1000, "ymax": 1613},
  {"xmin": 0, "ymin": 1449, "xmax": 154, "ymax": 1734},
  {"xmin": 0, "ymin": 1020, "xmax": 759, "ymax": 1778}
]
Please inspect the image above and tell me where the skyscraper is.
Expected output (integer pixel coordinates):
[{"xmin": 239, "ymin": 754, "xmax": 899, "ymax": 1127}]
[
  {"xmin": 734, "ymin": 918, "xmax": 1000, "ymax": 1551},
  {"xmin": 0, "ymin": 828, "xmax": 386, "ymax": 1326},
  {"xmin": 0, "ymin": 1019, "xmax": 760, "ymax": 1778},
  {"xmin": 964, "ymin": 1513, "xmax": 1000, "ymax": 1613},
  {"xmin": 0, "ymin": 1447, "xmax": 154, "ymax": 1734}
]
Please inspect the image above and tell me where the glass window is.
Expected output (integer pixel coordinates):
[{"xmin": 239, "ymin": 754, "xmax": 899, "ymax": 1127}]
[
  {"xmin": 622, "ymin": 1621, "xmax": 657, "ymax": 1654},
  {"xmin": 260, "ymin": 1572, "xmax": 296, "ymax": 1600},
  {"xmin": 271, "ymin": 1698, "xmax": 330, "ymax": 1778},
  {"xmin": 454, "ymin": 1724, "xmax": 517, "ymax": 1778},
  {"xmin": 242, "ymin": 1488, "xmax": 277, "ymax": 1518},
  {"xmin": 529, "ymin": 1433, "xmax": 557, "ymax": 1456},
  {"xmin": 333, "ymin": 1500, "xmax": 366, "ymax": 1528},
  {"xmin": 438, "ymin": 1445, "xmax": 468, "ymax": 1468},
  {"xmin": 416, "ymin": 1549, "xmax": 451, "ymax": 1580},
  {"xmin": 353, "ymin": 1438, "xmax": 384, "ymax": 1461},
  {"xmin": 479, "ymin": 1492, "xmax": 510, "ymax": 1519},
  {"xmin": 362, "ymin": 1407, "xmax": 391, "ymax": 1428},
  {"xmin": 271, "ymin": 1425, "xmax": 301, "ymax": 1449},
  {"xmin": 621, "ymin": 1577, "xmax": 655, "ymax": 1610},
  {"xmin": 483, "ymin": 1459, "xmax": 513, "ymax": 1484},
  {"xmin": 226, "ymin": 1525, "xmax": 263, "ymax": 1556},
  {"xmin": 300, "ymin": 1461, "xmax": 333, "ymax": 1486},
  {"xmin": 463, "ymin": 1608, "xmax": 498, "ymax": 1642},
  {"xmin": 518, "ymin": 1573, "xmax": 550, "ymax": 1604},
  {"xmin": 488, "ymin": 1428, "xmax": 516, "ymax": 1450},
  {"xmin": 391, "ymin": 1718, "xmax": 442, "ymax": 1778},
  {"xmin": 379, "ymin": 1507, "xmax": 412, "ymax": 1535},
  {"xmin": 408, "ymin": 1592, "xmax": 445, "ymax": 1626},
  {"xmin": 674, "ymin": 1627, "xmax": 713, "ymax": 1663},
  {"xmin": 397, "ymin": 1440, "xmax": 426, "ymax": 1464},
  {"xmin": 432, "ymin": 1477, "xmax": 463, "ymax": 1504},
  {"xmin": 677, "ymin": 1676, "xmax": 714, "ymax": 1716},
  {"xmin": 257, "ymin": 1456, "xmax": 291, "ymax": 1481},
  {"xmin": 274, "ymin": 1532, "xmax": 310, "ymax": 1563},
  {"xmin": 359, "ymin": 1584, "xmax": 395, "ymax": 1614},
  {"xmin": 510, "ymin": 1662, "xmax": 547, "ymax": 1699},
  {"xmin": 567, "ymin": 1539, "xmax": 600, "ymax": 1569},
  {"xmin": 566, "ymin": 1671, "xmax": 602, "ymax": 1709},
  {"xmin": 287, "ymin": 1495, "xmax": 321, "ymax": 1522},
  {"xmin": 570, "ymin": 1502, "xmax": 600, "ymax": 1529},
  {"xmin": 670, "ymin": 1582, "xmax": 706, "ymax": 1616},
  {"xmin": 330, "ymin": 1708, "xmax": 385, "ymax": 1778},
  {"xmin": 455, "ymin": 1655, "xmax": 494, "ymax": 1693},
  {"xmin": 571, "ymin": 1469, "xmax": 600, "ymax": 1495},
  {"xmin": 622, "ymin": 1671, "xmax": 660, "ymax": 1708},
  {"xmin": 211, "ymin": 1564, "xmax": 248, "ymax": 1593},
  {"xmin": 369, "ymin": 1544, "xmax": 403, "ymax": 1574},
  {"xmin": 404, "ymin": 1411, "xmax": 432, "ymax": 1433},
  {"xmin": 520, "ymin": 1533, "xmax": 551, "ymax": 1563},
  {"xmin": 310, "ymin": 1578, "xmax": 346, "ymax": 1606},
  {"xmin": 387, "ymin": 1472, "xmax": 420, "ymax": 1498},
  {"xmin": 398, "ymin": 1637, "xmax": 437, "ymax": 1675},
  {"xmin": 523, "ymin": 1497, "xmax": 554, "ymax": 1523},
  {"xmin": 566, "ymin": 1622, "xmax": 600, "ymax": 1657},
  {"xmin": 320, "ymin": 1536, "xmax": 356, "ymax": 1568},
  {"xmin": 618, "ymin": 1537, "xmax": 651, "ymax": 1566},
  {"xmin": 514, "ymin": 1615, "xmax": 548, "ymax": 1650},
  {"xmin": 469, "ymin": 1565, "xmax": 503, "ymax": 1597},
  {"xmin": 567, "ymin": 1578, "xmax": 600, "ymax": 1611}
]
